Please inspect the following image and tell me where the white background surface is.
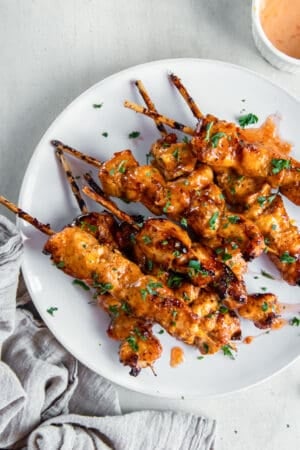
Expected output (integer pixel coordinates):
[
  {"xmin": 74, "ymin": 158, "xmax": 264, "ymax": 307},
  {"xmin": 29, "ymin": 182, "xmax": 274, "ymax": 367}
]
[{"xmin": 0, "ymin": 1, "xmax": 299, "ymax": 449}]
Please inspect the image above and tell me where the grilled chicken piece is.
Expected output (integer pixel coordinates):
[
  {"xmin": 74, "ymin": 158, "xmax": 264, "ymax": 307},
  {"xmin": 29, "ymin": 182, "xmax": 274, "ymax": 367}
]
[
  {"xmin": 99, "ymin": 293, "xmax": 162, "ymax": 376},
  {"xmin": 98, "ymin": 150, "xmax": 264, "ymax": 261},
  {"xmin": 238, "ymin": 293, "xmax": 282, "ymax": 329},
  {"xmin": 217, "ymin": 171, "xmax": 300, "ymax": 285},
  {"xmin": 150, "ymin": 133, "xmax": 197, "ymax": 180},
  {"xmin": 192, "ymin": 115, "xmax": 300, "ymax": 204},
  {"xmin": 44, "ymin": 226, "xmax": 241, "ymax": 354}
]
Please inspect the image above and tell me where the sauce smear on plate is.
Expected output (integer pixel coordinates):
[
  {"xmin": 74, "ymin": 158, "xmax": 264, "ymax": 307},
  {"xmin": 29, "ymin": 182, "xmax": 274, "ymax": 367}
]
[{"xmin": 260, "ymin": 0, "xmax": 300, "ymax": 59}]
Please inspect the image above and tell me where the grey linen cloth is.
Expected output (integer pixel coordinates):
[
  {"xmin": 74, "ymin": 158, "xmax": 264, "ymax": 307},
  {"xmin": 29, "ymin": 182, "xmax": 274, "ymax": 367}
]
[{"xmin": 0, "ymin": 215, "xmax": 216, "ymax": 450}]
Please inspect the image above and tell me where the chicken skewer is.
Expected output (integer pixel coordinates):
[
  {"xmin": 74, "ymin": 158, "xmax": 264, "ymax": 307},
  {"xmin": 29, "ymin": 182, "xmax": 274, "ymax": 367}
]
[
  {"xmin": 51, "ymin": 140, "xmax": 265, "ymax": 262},
  {"xmin": 54, "ymin": 150, "xmax": 162, "ymax": 375},
  {"xmin": 124, "ymin": 80, "xmax": 300, "ymax": 205}
]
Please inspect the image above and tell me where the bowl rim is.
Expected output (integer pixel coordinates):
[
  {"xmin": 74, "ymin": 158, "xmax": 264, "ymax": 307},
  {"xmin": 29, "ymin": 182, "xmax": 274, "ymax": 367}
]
[{"xmin": 252, "ymin": 0, "xmax": 300, "ymax": 66}]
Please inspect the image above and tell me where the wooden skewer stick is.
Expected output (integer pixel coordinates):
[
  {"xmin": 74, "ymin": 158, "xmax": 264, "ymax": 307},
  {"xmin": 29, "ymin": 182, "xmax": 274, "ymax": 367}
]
[
  {"xmin": 55, "ymin": 149, "xmax": 88, "ymax": 214},
  {"xmin": 135, "ymin": 80, "xmax": 167, "ymax": 137},
  {"xmin": 82, "ymin": 185, "xmax": 140, "ymax": 230},
  {"xmin": 51, "ymin": 140, "xmax": 103, "ymax": 169},
  {"xmin": 0, "ymin": 195, "xmax": 55, "ymax": 235},
  {"xmin": 169, "ymin": 73, "xmax": 204, "ymax": 120},
  {"xmin": 124, "ymin": 100, "xmax": 195, "ymax": 136}
]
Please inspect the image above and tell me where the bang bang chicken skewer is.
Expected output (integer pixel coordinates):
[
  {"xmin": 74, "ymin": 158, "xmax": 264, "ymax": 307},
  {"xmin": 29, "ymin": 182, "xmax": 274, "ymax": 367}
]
[
  {"xmin": 0, "ymin": 195, "xmax": 244, "ymax": 360},
  {"xmin": 128, "ymin": 74, "xmax": 300, "ymax": 286},
  {"xmin": 55, "ymin": 148, "xmax": 162, "ymax": 376}
]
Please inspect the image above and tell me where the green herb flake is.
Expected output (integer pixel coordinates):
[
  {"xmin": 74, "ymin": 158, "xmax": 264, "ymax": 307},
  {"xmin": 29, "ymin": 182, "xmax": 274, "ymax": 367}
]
[
  {"xmin": 222, "ymin": 251, "xmax": 232, "ymax": 262},
  {"xmin": 202, "ymin": 343, "xmax": 209, "ymax": 354},
  {"xmin": 158, "ymin": 329, "xmax": 165, "ymax": 334},
  {"xmin": 173, "ymin": 250, "xmax": 181, "ymax": 258},
  {"xmin": 197, "ymin": 356, "xmax": 204, "ymax": 360},
  {"xmin": 140, "ymin": 289, "xmax": 148, "ymax": 300},
  {"xmin": 209, "ymin": 211, "xmax": 219, "ymax": 230},
  {"xmin": 183, "ymin": 292, "xmax": 190, "ymax": 302},
  {"xmin": 121, "ymin": 302, "xmax": 131, "ymax": 314},
  {"xmin": 147, "ymin": 259, "xmax": 153, "ymax": 271},
  {"xmin": 290, "ymin": 316, "xmax": 300, "ymax": 327},
  {"xmin": 161, "ymin": 240, "xmax": 169, "ymax": 246},
  {"xmin": 117, "ymin": 160, "xmax": 127, "ymax": 174},
  {"xmin": 102, "ymin": 132, "xmax": 108, "ymax": 137},
  {"xmin": 163, "ymin": 200, "xmax": 171, "ymax": 213},
  {"xmin": 172, "ymin": 148, "xmax": 180, "ymax": 160},
  {"xmin": 221, "ymin": 345, "xmax": 235, "ymax": 359},
  {"xmin": 261, "ymin": 302, "xmax": 269, "ymax": 311},
  {"xmin": 47, "ymin": 306, "xmax": 58, "ymax": 316},
  {"xmin": 93, "ymin": 281, "xmax": 113, "ymax": 294},
  {"xmin": 109, "ymin": 168, "xmax": 115, "ymax": 176},
  {"xmin": 180, "ymin": 217, "xmax": 188, "ymax": 228},
  {"xmin": 142, "ymin": 235, "xmax": 152, "ymax": 244},
  {"xmin": 211, "ymin": 132, "xmax": 226, "ymax": 148},
  {"xmin": 134, "ymin": 327, "xmax": 147, "ymax": 341},
  {"xmin": 238, "ymin": 113, "xmax": 259, "ymax": 128},
  {"xmin": 280, "ymin": 252, "xmax": 296, "ymax": 264},
  {"xmin": 271, "ymin": 159, "xmax": 291, "ymax": 175},
  {"xmin": 80, "ymin": 221, "xmax": 98, "ymax": 233},
  {"xmin": 72, "ymin": 279, "xmax": 90, "ymax": 291},
  {"xmin": 219, "ymin": 305, "xmax": 228, "ymax": 314},
  {"xmin": 126, "ymin": 335, "xmax": 139, "ymax": 352},
  {"xmin": 188, "ymin": 260, "xmax": 209, "ymax": 277},
  {"xmin": 182, "ymin": 136, "xmax": 190, "ymax": 144},
  {"xmin": 271, "ymin": 224, "xmax": 277, "ymax": 230},
  {"xmin": 56, "ymin": 261, "xmax": 65, "ymax": 269},
  {"xmin": 204, "ymin": 122, "xmax": 213, "ymax": 142},
  {"xmin": 261, "ymin": 287, "xmax": 267, "ymax": 292},
  {"xmin": 228, "ymin": 215, "xmax": 240, "ymax": 224},
  {"xmin": 108, "ymin": 305, "xmax": 119, "ymax": 317},
  {"xmin": 261, "ymin": 270, "xmax": 275, "ymax": 280},
  {"xmin": 167, "ymin": 273, "xmax": 184, "ymax": 288},
  {"xmin": 93, "ymin": 103, "xmax": 103, "ymax": 108},
  {"xmin": 128, "ymin": 131, "xmax": 140, "ymax": 139}
]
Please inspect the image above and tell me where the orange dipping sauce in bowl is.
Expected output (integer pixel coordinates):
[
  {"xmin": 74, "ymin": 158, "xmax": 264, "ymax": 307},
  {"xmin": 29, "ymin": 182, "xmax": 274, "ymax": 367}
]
[{"xmin": 260, "ymin": 0, "xmax": 300, "ymax": 59}]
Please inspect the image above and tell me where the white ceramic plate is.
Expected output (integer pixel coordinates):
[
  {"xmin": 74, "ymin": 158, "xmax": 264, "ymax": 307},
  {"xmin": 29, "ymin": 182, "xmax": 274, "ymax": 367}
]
[{"xmin": 18, "ymin": 59, "xmax": 300, "ymax": 398}]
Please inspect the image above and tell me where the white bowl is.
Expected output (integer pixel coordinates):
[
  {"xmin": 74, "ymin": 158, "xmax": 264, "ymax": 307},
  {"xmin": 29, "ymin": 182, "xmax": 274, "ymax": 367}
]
[{"xmin": 252, "ymin": 0, "xmax": 300, "ymax": 73}]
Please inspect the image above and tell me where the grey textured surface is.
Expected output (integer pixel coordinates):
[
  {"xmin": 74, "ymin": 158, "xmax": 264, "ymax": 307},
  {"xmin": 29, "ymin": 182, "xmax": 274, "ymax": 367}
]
[{"xmin": 0, "ymin": 1, "xmax": 300, "ymax": 449}]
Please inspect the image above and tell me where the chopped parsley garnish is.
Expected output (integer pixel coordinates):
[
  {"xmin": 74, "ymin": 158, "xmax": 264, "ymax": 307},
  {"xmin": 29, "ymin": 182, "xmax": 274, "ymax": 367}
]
[
  {"xmin": 167, "ymin": 273, "xmax": 184, "ymax": 288},
  {"xmin": 197, "ymin": 356, "xmax": 204, "ymax": 360},
  {"xmin": 140, "ymin": 289, "xmax": 148, "ymax": 300},
  {"xmin": 290, "ymin": 316, "xmax": 300, "ymax": 326},
  {"xmin": 163, "ymin": 200, "xmax": 171, "ymax": 213},
  {"xmin": 172, "ymin": 148, "xmax": 180, "ymax": 160},
  {"xmin": 222, "ymin": 251, "xmax": 232, "ymax": 262},
  {"xmin": 209, "ymin": 211, "xmax": 219, "ymax": 230},
  {"xmin": 146, "ymin": 152, "xmax": 152, "ymax": 164},
  {"xmin": 173, "ymin": 250, "xmax": 181, "ymax": 258},
  {"xmin": 121, "ymin": 302, "xmax": 131, "ymax": 314},
  {"xmin": 271, "ymin": 159, "xmax": 291, "ymax": 175},
  {"xmin": 141, "ymin": 281, "xmax": 163, "ymax": 299},
  {"xmin": 93, "ymin": 103, "xmax": 103, "ymax": 108},
  {"xmin": 47, "ymin": 307, "xmax": 58, "ymax": 316},
  {"xmin": 126, "ymin": 335, "xmax": 139, "ymax": 352},
  {"xmin": 72, "ymin": 279, "xmax": 90, "ymax": 291},
  {"xmin": 109, "ymin": 168, "xmax": 115, "ymax": 176},
  {"xmin": 219, "ymin": 305, "xmax": 228, "ymax": 314},
  {"xmin": 228, "ymin": 215, "xmax": 240, "ymax": 224},
  {"xmin": 182, "ymin": 136, "xmax": 190, "ymax": 144},
  {"xmin": 108, "ymin": 305, "xmax": 119, "ymax": 317},
  {"xmin": 238, "ymin": 113, "xmax": 258, "ymax": 128},
  {"xmin": 161, "ymin": 240, "xmax": 168, "ymax": 245},
  {"xmin": 128, "ymin": 131, "xmax": 140, "ymax": 139},
  {"xmin": 180, "ymin": 217, "xmax": 188, "ymax": 228},
  {"xmin": 158, "ymin": 329, "xmax": 165, "ymax": 334},
  {"xmin": 271, "ymin": 224, "xmax": 277, "ymax": 230},
  {"xmin": 261, "ymin": 270, "xmax": 275, "ymax": 280},
  {"xmin": 188, "ymin": 260, "xmax": 209, "ymax": 277},
  {"xmin": 55, "ymin": 261, "xmax": 65, "ymax": 269},
  {"xmin": 280, "ymin": 252, "xmax": 296, "ymax": 264},
  {"xmin": 80, "ymin": 221, "xmax": 98, "ymax": 233},
  {"xmin": 142, "ymin": 235, "xmax": 152, "ymax": 244},
  {"xmin": 202, "ymin": 343, "xmax": 209, "ymax": 354},
  {"xmin": 183, "ymin": 292, "xmax": 190, "ymax": 302},
  {"xmin": 102, "ymin": 132, "xmax": 108, "ymax": 137},
  {"xmin": 211, "ymin": 132, "xmax": 226, "ymax": 148},
  {"xmin": 261, "ymin": 302, "xmax": 269, "ymax": 311},
  {"xmin": 221, "ymin": 345, "xmax": 235, "ymax": 359},
  {"xmin": 261, "ymin": 287, "xmax": 267, "ymax": 292},
  {"xmin": 147, "ymin": 259, "xmax": 153, "ymax": 271},
  {"xmin": 92, "ymin": 279, "xmax": 113, "ymax": 294},
  {"xmin": 117, "ymin": 160, "xmax": 127, "ymax": 173},
  {"xmin": 257, "ymin": 195, "xmax": 276, "ymax": 207},
  {"xmin": 204, "ymin": 122, "xmax": 213, "ymax": 142}
]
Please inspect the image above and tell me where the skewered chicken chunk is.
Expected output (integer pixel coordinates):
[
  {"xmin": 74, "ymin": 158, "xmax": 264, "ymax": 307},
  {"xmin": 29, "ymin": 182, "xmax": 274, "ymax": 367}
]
[{"xmin": 44, "ymin": 225, "xmax": 241, "ymax": 355}]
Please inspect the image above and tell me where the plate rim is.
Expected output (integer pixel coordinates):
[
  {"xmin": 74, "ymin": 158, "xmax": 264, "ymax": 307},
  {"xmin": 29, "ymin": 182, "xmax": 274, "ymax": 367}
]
[{"xmin": 18, "ymin": 57, "xmax": 300, "ymax": 398}]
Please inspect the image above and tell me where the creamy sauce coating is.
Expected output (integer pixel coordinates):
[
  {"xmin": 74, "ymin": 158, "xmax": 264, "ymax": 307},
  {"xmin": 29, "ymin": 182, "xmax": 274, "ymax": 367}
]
[{"xmin": 260, "ymin": 0, "xmax": 300, "ymax": 59}]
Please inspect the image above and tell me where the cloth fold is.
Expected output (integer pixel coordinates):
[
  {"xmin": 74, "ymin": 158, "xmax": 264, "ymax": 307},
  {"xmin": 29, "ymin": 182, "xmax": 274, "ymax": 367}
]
[{"xmin": 0, "ymin": 215, "xmax": 216, "ymax": 450}]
